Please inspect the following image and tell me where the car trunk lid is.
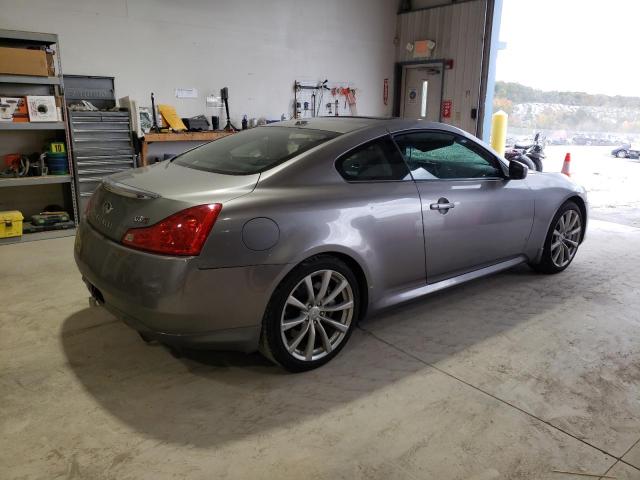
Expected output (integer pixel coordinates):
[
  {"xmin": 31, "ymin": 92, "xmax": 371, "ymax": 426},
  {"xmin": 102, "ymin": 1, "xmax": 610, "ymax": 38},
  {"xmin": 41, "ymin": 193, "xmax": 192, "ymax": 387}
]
[{"xmin": 87, "ymin": 162, "xmax": 258, "ymax": 243}]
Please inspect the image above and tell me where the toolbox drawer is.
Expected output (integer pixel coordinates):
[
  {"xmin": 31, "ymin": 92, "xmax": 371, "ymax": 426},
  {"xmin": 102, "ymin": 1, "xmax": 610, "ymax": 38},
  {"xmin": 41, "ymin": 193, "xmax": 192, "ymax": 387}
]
[{"xmin": 69, "ymin": 110, "xmax": 137, "ymax": 209}]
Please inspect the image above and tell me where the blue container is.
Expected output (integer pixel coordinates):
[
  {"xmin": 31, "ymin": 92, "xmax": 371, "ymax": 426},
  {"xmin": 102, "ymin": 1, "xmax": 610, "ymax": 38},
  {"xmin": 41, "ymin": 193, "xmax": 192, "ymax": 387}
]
[{"xmin": 46, "ymin": 153, "xmax": 69, "ymax": 175}]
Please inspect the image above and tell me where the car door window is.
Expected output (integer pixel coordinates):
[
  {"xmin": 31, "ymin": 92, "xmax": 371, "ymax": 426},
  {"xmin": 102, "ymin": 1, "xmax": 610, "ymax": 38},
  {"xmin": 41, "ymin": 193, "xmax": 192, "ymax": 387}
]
[
  {"xmin": 393, "ymin": 131, "xmax": 503, "ymax": 180},
  {"xmin": 336, "ymin": 136, "xmax": 411, "ymax": 181}
]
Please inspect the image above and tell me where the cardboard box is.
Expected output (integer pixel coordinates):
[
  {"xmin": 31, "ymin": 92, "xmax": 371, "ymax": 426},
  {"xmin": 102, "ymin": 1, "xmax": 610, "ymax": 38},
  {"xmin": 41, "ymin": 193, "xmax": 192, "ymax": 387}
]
[
  {"xmin": 46, "ymin": 52, "xmax": 56, "ymax": 76},
  {"xmin": 26, "ymin": 95, "xmax": 58, "ymax": 121},
  {"xmin": 0, "ymin": 46, "xmax": 49, "ymax": 77},
  {"xmin": 0, "ymin": 97, "xmax": 25, "ymax": 122},
  {"xmin": 2, "ymin": 97, "xmax": 29, "ymax": 122}
]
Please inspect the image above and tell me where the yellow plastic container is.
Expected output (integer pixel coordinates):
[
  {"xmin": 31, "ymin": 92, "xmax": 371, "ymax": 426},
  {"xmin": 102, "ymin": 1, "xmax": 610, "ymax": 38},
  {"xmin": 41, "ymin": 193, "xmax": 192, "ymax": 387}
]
[{"xmin": 0, "ymin": 210, "xmax": 23, "ymax": 238}]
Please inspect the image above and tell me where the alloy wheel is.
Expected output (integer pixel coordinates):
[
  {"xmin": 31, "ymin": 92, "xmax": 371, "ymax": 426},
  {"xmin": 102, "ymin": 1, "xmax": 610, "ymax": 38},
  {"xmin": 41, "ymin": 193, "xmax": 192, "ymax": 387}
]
[
  {"xmin": 280, "ymin": 269, "xmax": 354, "ymax": 362},
  {"xmin": 550, "ymin": 209, "xmax": 582, "ymax": 268}
]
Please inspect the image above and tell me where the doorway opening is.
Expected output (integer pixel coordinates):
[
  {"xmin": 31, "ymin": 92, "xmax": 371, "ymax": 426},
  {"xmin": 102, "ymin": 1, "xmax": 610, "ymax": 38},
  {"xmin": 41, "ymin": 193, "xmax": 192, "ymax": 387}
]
[{"xmin": 399, "ymin": 61, "xmax": 444, "ymax": 122}]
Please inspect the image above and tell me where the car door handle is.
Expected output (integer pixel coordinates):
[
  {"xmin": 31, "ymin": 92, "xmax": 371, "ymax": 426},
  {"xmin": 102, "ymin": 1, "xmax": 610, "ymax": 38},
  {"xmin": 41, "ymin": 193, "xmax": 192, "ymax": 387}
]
[{"xmin": 430, "ymin": 202, "xmax": 455, "ymax": 210}]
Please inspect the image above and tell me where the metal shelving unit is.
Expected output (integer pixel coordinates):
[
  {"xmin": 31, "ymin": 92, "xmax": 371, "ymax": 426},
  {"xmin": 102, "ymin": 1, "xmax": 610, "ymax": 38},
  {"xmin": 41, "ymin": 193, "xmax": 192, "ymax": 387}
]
[
  {"xmin": 0, "ymin": 122, "xmax": 66, "ymax": 130},
  {"xmin": 0, "ymin": 175, "xmax": 71, "ymax": 187},
  {"xmin": 0, "ymin": 29, "xmax": 77, "ymax": 243},
  {"xmin": 0, "ymin": 228, "xmax": 73, "ymax": 245},
  {"xmin": 0, "ymin": 29, "xmax": 57, "ymax": 43},
  {"xmin": 0, "ymin": 74, "xmax": 60, "ymax": 85}
]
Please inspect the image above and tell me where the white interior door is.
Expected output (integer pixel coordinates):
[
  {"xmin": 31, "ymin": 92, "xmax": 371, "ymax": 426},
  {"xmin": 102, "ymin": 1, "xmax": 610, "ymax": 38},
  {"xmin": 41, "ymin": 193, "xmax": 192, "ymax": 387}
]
[{"xmin": 400, "ymin": 65, "xmax": 443, "ymax": 121}]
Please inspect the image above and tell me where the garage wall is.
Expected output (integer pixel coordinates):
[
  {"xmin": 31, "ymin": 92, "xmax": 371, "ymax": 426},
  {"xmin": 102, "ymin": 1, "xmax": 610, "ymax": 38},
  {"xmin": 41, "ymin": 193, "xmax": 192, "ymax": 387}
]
[
  {"xmin": 396, "ymin": 0, "xmax": 488, "ymax": 134},
  {"xmin": 0, "ymin": 0, "xmax": 397, "ymax": 125}
]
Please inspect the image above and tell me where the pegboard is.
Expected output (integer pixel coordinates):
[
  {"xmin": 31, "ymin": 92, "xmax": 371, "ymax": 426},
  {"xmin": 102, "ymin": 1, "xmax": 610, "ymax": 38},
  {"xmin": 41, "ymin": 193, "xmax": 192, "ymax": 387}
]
[{"xmin": 293, "ymin": 79, "xmax": 358, "ymax": 119}]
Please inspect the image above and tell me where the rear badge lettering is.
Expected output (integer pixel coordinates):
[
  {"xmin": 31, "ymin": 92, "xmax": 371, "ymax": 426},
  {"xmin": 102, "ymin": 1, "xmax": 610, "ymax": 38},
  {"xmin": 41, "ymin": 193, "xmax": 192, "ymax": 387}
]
[
  {"xmin": 133, "ymin": 215, "xmax": 149, "ymax": 225},
  {"xmin": 91, "ymin": 212, "xmax": 113, "ymax": 230}
]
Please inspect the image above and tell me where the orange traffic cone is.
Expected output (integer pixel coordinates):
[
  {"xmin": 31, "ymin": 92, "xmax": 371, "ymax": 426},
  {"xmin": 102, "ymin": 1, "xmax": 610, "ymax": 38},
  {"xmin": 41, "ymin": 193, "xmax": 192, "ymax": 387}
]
[{"xmin": 561, "ymin": 152, "xmax": 571, "ymax": 177}]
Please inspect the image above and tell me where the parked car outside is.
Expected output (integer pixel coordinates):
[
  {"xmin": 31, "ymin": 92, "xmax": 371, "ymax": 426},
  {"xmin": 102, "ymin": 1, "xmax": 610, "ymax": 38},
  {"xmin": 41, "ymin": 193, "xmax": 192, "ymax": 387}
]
[{"xmin": 611, "ymin": 144, "xmax": 640, "ymax": 159}]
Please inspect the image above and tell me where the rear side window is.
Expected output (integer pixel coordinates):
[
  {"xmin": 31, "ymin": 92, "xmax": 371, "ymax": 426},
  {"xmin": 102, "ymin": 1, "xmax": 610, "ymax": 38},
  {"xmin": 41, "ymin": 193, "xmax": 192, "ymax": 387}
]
[
  {"xmin": 336, "ymin": 136, "xmax": 411, "ymax": 181},
  {"xmin": 394, "ymin": 131, "xmax": 503, "ymax": 180},
  {"xmin": 173, "ymin": 126, "xmax": 338, "ymax": 175}
]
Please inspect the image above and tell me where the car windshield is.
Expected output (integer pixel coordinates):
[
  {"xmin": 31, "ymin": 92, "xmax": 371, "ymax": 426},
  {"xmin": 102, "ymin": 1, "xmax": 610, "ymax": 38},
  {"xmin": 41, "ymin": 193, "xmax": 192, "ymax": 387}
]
[{"xmin": 173, "ymin": 126, "xmax": 339, "ymax": 175}]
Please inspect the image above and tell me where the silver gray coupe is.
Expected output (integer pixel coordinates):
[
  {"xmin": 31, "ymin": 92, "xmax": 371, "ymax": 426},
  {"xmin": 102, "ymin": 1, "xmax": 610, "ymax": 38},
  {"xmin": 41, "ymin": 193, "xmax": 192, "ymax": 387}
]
[{"xmin": 75, "ymin": 117, "xmax": 587, "ymax": 371}]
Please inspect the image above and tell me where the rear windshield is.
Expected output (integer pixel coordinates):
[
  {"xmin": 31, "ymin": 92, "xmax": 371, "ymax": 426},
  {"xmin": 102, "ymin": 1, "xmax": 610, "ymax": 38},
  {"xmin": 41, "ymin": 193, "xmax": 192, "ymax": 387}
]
[{"xmin": 173, "ymin": 126, "xmax": 338, "ymax": 175}]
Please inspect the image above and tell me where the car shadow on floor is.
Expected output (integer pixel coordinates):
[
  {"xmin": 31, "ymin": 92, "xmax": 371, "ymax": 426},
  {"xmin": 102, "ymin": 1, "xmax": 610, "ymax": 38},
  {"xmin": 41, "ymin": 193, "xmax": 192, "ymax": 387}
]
[{"xmin": 60, "ymin": 264, "xmax": 566, "ymax": 448}]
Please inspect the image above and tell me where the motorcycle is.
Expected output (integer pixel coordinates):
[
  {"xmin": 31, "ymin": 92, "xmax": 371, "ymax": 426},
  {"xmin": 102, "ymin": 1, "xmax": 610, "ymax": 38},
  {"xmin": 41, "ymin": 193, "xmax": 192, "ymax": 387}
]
[{"xmin": 505, "ymin": 133, "xmax": 546, "ymax": 172}]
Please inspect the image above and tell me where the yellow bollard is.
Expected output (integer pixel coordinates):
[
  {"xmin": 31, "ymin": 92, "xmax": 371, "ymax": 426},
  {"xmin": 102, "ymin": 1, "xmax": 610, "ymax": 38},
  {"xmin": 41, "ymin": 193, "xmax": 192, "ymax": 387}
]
[{"xmin": 490, "ymin": 110, "xmax": 508, "ymax": 156}]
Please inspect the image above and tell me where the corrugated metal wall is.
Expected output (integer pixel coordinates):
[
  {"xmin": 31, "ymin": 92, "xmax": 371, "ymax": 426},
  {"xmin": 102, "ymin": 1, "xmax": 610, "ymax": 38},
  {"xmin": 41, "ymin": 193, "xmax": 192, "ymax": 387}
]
[{"xmin": 396, "ymin": 0, "xmax": 488, "ymax": 134}]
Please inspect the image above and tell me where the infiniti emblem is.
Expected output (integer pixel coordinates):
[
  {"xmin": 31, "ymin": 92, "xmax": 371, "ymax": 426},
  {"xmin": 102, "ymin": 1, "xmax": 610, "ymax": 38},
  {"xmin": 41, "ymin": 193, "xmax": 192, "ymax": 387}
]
[{"xmin": 102, "ymin": 201, "xmax": 114, "ymax": 215}]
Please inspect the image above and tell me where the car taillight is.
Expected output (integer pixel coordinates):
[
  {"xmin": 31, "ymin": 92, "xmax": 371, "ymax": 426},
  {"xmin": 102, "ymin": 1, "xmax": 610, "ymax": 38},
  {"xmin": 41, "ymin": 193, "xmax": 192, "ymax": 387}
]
[{"xmin": 121, "ymin": 204, "xmax": 222, "ymax": 256}]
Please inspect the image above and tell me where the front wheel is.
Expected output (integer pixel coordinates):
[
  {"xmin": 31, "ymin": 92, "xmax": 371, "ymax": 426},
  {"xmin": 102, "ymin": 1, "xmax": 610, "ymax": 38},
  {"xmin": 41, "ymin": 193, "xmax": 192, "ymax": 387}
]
[
  {"xmin": 530, "ymin": 201, "xmax": 583, "ymax": 274},
  {"xmin": 617, "ymin": 150, "xmax": 627, "ymax": 158},
  {"xmin": 260, "ymin": 256, "xmax": 359, "ymax": 372}
]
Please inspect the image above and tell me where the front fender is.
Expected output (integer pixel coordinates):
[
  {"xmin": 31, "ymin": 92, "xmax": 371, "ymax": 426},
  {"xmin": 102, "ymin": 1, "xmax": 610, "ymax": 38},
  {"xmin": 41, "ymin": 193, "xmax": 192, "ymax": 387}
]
[{"xmin": 525, "ymin": 173, "xmax": 588, "ymax": 262}]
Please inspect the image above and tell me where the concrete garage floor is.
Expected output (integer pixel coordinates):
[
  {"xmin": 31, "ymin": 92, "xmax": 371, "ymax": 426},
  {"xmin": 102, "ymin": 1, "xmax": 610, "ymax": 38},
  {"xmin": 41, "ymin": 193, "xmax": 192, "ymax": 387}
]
[{"xmin": 2, "ymin": 220, "xmax": 640, "ymax": 479}]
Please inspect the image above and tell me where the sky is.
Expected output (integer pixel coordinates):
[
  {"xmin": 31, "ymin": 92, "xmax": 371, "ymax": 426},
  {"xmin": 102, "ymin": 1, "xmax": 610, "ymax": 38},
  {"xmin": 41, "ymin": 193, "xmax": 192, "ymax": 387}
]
[{"xmin": 496, "ymin": 0, "xmax": 640, "ymax": 96}]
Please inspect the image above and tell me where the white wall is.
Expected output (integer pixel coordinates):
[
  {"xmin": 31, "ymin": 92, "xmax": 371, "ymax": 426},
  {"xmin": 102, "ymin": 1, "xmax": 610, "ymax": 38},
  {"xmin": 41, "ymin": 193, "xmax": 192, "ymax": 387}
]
[{"xmin": 0, "ymin": 0, "xmax": 397, "ymax": 125}]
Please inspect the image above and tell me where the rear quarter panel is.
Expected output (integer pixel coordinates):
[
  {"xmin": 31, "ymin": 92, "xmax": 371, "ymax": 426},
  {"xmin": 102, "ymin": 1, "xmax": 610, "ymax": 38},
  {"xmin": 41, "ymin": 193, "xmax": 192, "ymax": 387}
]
[{"xmin": 196, "ymin": 125, "xmax": 426, "ymax": 309}]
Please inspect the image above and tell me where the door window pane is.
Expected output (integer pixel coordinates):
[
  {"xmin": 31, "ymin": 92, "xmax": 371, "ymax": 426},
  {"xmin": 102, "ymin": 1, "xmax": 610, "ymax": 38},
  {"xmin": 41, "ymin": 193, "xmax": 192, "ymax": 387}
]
[
  {"xmin": 336, "ymin": 136, "xmax": 411, "ymax": 181},
  {"xmin": 394, "ymin": 131, "xmax": 503, "ymax": 180},
  {"xmin": 420, "ymin": 81, "xmax": 428, "ymax": 117}
]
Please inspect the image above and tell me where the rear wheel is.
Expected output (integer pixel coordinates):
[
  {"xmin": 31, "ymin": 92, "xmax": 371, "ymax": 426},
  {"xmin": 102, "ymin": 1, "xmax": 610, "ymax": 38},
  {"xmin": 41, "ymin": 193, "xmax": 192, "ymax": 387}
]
[
  {"xmin": 260, "ymin": 256, "xmax": 359, "ymax": 372},
  {"xmin": 514, "ymin": 155, "xmax": 536, "ymax": 171},
  {"xmin": 530, "ymin": 201, "xmax": 583, "ymax": 274},
  {"xmin": 531, "ymin": 157, "xmax": 543, "ymax": 172}
]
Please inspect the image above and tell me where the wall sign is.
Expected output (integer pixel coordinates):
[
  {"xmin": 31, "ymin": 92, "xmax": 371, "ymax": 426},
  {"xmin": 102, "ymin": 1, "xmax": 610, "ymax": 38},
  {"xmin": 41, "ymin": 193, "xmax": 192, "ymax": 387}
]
[
  {"xmin": 408, "ymin": 88, "xmax": 418, "ymax": 104},
  {"xmin": 175, "ymin": 88, "xmax": 198, "ymax": 99},
  {"xmin": 441, "ymin": 99, "xmax": 452, "ymax": 119},
  {"xmin": 413, "ymin": 39, "xmax": 436, "ymax": 58}
]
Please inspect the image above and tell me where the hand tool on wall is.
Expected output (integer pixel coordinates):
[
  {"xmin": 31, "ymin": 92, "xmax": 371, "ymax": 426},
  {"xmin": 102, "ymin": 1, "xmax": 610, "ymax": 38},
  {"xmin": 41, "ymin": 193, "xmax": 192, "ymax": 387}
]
[
  {"xmin": 221, "ymin": 87, "xmax": 238, "ymax": 131},
  {"xmin": 150, "ymin": 93, "xmax": 160, "ymax": 133},
  {"xmin": 293, "ymin": 80, "xmax": 329, "ymax": 119}
]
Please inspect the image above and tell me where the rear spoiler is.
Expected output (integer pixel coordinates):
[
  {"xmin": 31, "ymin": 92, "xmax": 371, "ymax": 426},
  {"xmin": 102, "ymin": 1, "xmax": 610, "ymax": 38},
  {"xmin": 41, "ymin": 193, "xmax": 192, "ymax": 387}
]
[{"xmin": 102, "ymin": 179, "xmax": 160, "ymax": 200}]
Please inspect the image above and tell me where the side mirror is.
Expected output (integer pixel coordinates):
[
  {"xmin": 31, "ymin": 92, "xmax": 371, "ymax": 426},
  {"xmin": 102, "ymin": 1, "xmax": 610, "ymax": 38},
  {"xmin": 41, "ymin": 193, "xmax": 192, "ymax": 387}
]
[
  {"xmin": 509, "ymin": 159, "xmax": 528, "ymax": 179},
  {"xmin": 534, "ymin": 132, "xmax": 540, "ymax": 141}
]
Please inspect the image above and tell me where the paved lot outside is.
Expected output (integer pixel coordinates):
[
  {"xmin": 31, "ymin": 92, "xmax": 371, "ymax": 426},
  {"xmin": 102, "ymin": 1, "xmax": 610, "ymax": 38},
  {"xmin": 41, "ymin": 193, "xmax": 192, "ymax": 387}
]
[{"xmin": 543, "ymin": 145, "xmax": 640, "ymax": 227}]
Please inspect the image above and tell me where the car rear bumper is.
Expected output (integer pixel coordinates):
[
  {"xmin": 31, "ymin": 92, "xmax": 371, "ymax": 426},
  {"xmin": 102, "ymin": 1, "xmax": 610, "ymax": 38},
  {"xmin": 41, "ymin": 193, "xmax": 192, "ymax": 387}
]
[{"xmin": 74, "ymin": 220, "xmax": 286, "ymax": 352}]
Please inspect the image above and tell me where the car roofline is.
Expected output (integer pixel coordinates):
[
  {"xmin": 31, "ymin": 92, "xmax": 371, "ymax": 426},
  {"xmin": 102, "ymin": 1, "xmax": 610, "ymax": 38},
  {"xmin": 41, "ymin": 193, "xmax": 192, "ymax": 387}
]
[{"xmin": 264, "ymin": 117, "xmax": 503, "ymax": 160}]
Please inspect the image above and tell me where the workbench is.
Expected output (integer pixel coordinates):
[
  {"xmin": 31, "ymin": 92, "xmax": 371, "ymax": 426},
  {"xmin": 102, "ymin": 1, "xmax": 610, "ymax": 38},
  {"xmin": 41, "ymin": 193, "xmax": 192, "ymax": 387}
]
[{"xmin": 140, "ymin": 131, "xmax": 234, "ymax": 166}]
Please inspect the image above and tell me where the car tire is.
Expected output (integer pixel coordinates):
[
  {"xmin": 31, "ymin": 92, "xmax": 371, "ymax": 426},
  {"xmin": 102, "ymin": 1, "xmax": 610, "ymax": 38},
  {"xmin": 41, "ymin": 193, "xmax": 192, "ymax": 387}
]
[
  {"xmin": 530, "ymin": 201, "xmax": 583, "ymax": 274},
  {"xmin": 514, "ymin": 155, "xmax": 536, "ymax": 171},
  {"xmin": 259, "ymin": 255, "xmax": 360, "ymax": 372},
  {"xmin": 617, "ymin": 150, "xmax": 627, "ymax": 158},
  {"xmin": 532, "ymin": 157, "xmax": 543, "ymax": 172}
]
